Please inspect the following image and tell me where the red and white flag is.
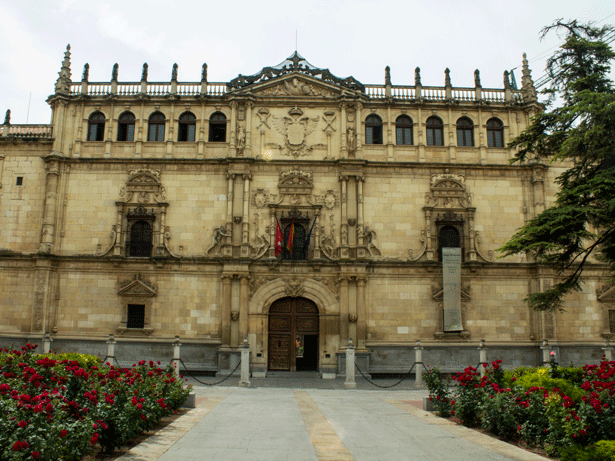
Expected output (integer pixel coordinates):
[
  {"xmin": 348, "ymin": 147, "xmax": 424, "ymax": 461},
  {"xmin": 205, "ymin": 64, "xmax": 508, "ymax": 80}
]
[{"xmin": 275, "ymin": 220, "xmax": 283, "ymax": 256}]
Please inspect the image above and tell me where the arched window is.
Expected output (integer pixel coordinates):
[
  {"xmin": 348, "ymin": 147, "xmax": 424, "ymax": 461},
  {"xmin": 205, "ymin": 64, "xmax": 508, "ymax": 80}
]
[
  {"xmin": 486, "ymin": 118, "xmax": 504, "ymax": 147},
  {"xmin": 426, "ymin": 116, "xmax": 443, "ymax": 146},
  {"xmin": 438, "ymin": 225, "xmax": 461, "ymax": 261},
  {"xmin": 147, "ymin": 112, "xmax": 166, "ymax": 142},
  {"xmin": 456, "ymin": 117, "xmax": 474, "ymax": 147},
  {"xmin": 178, "ymin": 112, "xmax": 196, "ymax": 142},
  {"xmin": 365, "ymin": 115, "xmax": 383, "ymax": 144},
  {"xmin": 395, "ymin": 115, "xmax": 413, "ymax": 145},
  {"xmin": 208, "ymin": 112, "xmax": 226, "ymax": 142},
  {"xmin": 117, "ymin": 111, "xmax": 135, "ymax": 141},
  {"xmin": 87, "ymin": 111, "xmax": 105, "ymax": 141},
  {"xmin": 127, "ymin": 220, "xmax": 153, "ymax": 257}
]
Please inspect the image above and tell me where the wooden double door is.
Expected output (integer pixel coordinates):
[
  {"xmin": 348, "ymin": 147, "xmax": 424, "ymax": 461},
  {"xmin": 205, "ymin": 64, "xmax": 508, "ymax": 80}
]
[{"xmin": 268, "ymin": 297, "xmax": 319, "ymax": 371}]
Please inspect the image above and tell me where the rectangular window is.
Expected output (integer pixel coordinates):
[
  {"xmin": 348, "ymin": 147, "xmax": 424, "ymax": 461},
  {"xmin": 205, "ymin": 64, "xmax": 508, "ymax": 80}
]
[
  {"xmin": 16, "ymin": 177, "xmax": 23, "ymax": 186},
  {"xmin": 488, "ymin": 130, "xmax": 503, "ymax": 148},
  {"xmin": 127, "ymin": 304, "xmax": 145, "ymax": 329},
  {"xmin": 609, "ymin": 310, "xmax": 615, "ymax": 333}
]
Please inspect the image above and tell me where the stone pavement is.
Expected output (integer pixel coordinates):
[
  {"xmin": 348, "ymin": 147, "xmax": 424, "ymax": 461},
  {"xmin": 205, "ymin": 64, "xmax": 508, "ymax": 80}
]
[{"xmin": 117, "ymin": 375, "xmax": 550, "ymax": 461}]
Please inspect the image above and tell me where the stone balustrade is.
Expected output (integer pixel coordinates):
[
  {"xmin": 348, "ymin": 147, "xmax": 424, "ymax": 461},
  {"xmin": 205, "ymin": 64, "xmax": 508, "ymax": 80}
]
[
  {"xmin": 69, "ymin": 81, "xmax": 521, "ymax": 103},
  {"xmin": 0, "ymin": 124, "xmax": 53, "ymax": 138}
]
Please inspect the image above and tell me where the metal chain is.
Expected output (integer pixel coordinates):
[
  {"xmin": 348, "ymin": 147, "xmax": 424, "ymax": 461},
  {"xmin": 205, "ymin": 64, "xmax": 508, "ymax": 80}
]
[
  {"xmin": 176, "ymin": 358, "xmax": 241, "ymax": 386},
  {"xmin": 355, "ymin": 361, "xmax": 428, "ymax": 389}
]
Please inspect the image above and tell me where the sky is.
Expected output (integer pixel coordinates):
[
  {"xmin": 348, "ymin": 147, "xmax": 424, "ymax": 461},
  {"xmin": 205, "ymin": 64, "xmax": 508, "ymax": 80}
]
[{"xmin": 1, "ymin": 0, "xmax": 614, "ymax": 125}]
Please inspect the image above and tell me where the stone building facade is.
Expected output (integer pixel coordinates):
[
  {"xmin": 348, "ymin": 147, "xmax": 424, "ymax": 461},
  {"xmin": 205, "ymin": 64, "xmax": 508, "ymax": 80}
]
[{"xmin": 0, "ymin": 47, "xmax": 611, "ymax": 375}]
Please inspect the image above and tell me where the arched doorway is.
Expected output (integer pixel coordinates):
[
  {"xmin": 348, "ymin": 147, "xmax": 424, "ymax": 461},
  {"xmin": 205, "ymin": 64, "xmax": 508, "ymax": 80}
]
[{"xmin": 268, "ymin": 297, "xmax": 319, "ymax": 371}]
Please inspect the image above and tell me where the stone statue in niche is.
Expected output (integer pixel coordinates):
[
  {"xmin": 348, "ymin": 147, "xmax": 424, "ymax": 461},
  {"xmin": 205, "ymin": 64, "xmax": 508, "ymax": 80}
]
[
  {"xmin": 347, "ymin": 126, "xmax": 356, "ymax": 153},
  {"xmin": 236, "ymin": 125, "xmax": 246, "ymax": 154}
]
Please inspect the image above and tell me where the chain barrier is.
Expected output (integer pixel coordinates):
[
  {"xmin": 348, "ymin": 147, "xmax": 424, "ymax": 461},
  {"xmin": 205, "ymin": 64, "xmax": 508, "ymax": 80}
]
[
  {"xmin": 175, "ymin": 358, "xmax": 241, "ymax": 386},
  {"xmin": 355, "ymin": 361, "xmax": 429, "ymax": 389}
]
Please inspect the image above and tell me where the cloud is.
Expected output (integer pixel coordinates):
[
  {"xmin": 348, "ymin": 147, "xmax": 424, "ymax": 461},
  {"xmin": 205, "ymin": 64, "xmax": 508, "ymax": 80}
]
[{"xmin": 97, "ymin": 4, "xmax": 166, "ymax": 56}]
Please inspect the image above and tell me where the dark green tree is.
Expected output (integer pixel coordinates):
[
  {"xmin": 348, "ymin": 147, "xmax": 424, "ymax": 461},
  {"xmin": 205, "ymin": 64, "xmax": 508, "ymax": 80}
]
[{"xmin": 500, "ymin": 20, "xmax": 615, "ymax": 311}]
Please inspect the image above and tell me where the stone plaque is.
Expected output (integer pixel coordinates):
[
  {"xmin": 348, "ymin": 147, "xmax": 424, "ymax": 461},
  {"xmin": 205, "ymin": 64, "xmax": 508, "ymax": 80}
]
[{"xmin": 442, "ymin": 247, "xmax": 462, "ymax": 331}]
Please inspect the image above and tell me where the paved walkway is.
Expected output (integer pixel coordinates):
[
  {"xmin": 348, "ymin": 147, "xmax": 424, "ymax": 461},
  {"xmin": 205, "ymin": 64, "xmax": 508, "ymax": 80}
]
[{"xmin": 117, "ymin": 377, "xmax": 550, "ymax": 461}]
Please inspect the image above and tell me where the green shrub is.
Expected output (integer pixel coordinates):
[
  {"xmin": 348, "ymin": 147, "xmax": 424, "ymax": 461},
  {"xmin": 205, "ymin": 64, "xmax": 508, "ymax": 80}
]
[
  {"xmin": 515, "ymin": 367, "xmax": 585, "ymax": 403},
  {"xmin": 424, "ymin": 367, "xmax": 452, "ymax": 417},
  {"xmin": 560, "ymin": 440, "xmax": 615, "ymax": 461}
]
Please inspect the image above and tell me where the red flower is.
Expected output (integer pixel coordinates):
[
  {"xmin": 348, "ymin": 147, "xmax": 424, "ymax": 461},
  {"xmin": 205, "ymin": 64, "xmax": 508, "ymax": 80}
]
[
  {"xmin": 18, "ymin": 420, "xmax": 27, "ymax": 428},
  {"xmin": 31, "ymin": 451, "xmax": 40, "ymax": 459},
  {"xmin": 90, "ymin": 433, "xmax": 99, "ymax": 445},
  {"xmin": 59, "ymin": 429, "xmax": 68, "ymax": 438}
]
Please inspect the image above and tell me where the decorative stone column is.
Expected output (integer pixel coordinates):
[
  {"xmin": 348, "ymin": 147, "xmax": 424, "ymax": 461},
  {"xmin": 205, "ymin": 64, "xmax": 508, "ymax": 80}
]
[
  {"xmin": 221, "ymin": 275, "xmax": 232, "ymax": 346},
  {"xmin": 225, "ymin": 173, "xmax": 235, "ymax": 255},
  {"xmin": 230, "ymin": 101, "xmax": 237, "ymax": 155},
  {"xmin": 340, "ymin": 175, "xmax": 349, "ymax": 259},
  {"xmin": 355, "ymin": 102, "xmax": 363, "ymax": 157},
  {"xmin": 340, "ymin": 103, "xmax": 347, "ymax": 156},
  {"xmin": 339, "ymin": 277, "xmax": 349, "ymax": 348},
  {"xmin": 239, "ymin": 275, "xmax": 249, "ymax": 344},
  {"xmin": 356, "ymin": 177, "xmax": 365, "ymax": 258},
  {"xmin": 245, "ymin": 102, "xmax": 253, "ymax": 157},
  {"xmin": 241, "ymin": 174, "xmax": 251, "ymax": 257},
  {"xmin": 40, "ymin": 159, "xmax": 60, "ymax": 252},
  {"xmin": 268, "ymin": 207, "xmax": 276, "ymax": 258},
  {"xmin": 312, "ymin": 211, "xmax": 321, "ymax": 259},
  {"xmin": 356, "ymin": 277, "xmax": 367, "ymax": 350}
]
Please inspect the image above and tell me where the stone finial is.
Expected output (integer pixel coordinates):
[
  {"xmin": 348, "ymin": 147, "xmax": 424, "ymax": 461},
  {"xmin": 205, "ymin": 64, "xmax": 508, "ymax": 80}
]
[
  {"xmin": 54, "ymin": 44, "xmax": 72, "ymax": 94},
  {"xmin": 111, "ymin": 63, "xmax": 118, "ymax": 82},
  {"xmin": 171, "ymin": 63, "xmax": 178, "ymax": 82},
  {"xmin": 503, "ymin": 70, "xmax": 511, "ymax": 89},
  {"xmin": 521, "ymin": 53, "xmax": 537, "ymax": 102},
  {"xmin": 385, "ymin": 66, "xmax": 391, "ymax": 86},
  {"xmin": 141, "ymin": 63, "xmax": 148, "ymax": 82},
  {"xmin": 82, "ymin": 63, "xmax": 89, "ymax": 82},
  {"xmin": 201, "ymin": 63, "xmax": 208, "ymax": 82},
  {"xmin": 3, "ymin": 109, "xmax": 10, "ymax": 125},
  {"xmin": 415, "ymin": 67, "xmax": 421, "ymax": 86},
  {"xmin": 444, "ymin": 68, "xmax": 451, "ymax": 87},
  {"xmin": 474, "ymin": 69, "xmax": 481, "ymax": 87}
]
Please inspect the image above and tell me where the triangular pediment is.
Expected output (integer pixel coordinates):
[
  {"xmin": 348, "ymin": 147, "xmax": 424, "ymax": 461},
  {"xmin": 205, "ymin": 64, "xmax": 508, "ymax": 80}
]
[
  {"xmin": 598, "ymin": 285, "xmax": 615, "ymax": 303},
  {"xmin": 118, "ymin": 274, "xmax": 157, "ymax": 297},
  {"xmin": 228, "ymin": 51, "xmax": 365, "ymax": 94},
  {"xmin": 238, "ymin": 74, "xmax": 342, "ymax": 98}
]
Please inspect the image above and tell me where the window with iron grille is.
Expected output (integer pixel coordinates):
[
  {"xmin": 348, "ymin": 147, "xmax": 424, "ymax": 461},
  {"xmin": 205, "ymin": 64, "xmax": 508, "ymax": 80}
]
[
  {"xmin": 147, "ymin": 112, "xmax": 165, "ymax": 142},
  {"xmin": 127, "ymin": 304, "xmax": 145, "ymax": 329},
  {"xmin": 87, "ymin": 111, "xmax": 105, "ymax": 141},
  {"xmin": 117, "ymin": 111, "xmax": 135, "ymax": 141},
  {"xmin": 456, "ymin": 117, "xmax": 474, "ymax": 147},
  {"xmin": 178, "ymin": 112, "xmax": 196, "ymax": 142},
  {"xmin": 395, "ymin": 115, "xmax": 413, "ymax": 145},
  {"xmin": 208, "ymin": 112, "xmax": 226, "ymax": 142},
  {"xmin": 365, "ymin": 114, "xmax": 383, "ymax": 144},
  {"xmin": 426, "ymin": 116, "xmax": 443, "ymax": 146}
]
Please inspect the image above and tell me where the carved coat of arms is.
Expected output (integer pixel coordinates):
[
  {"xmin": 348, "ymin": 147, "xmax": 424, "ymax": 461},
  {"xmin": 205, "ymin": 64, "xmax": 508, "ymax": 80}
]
[{"xmin": 272, "ymin": 107, "xmax": 319, "ymax": 157}]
